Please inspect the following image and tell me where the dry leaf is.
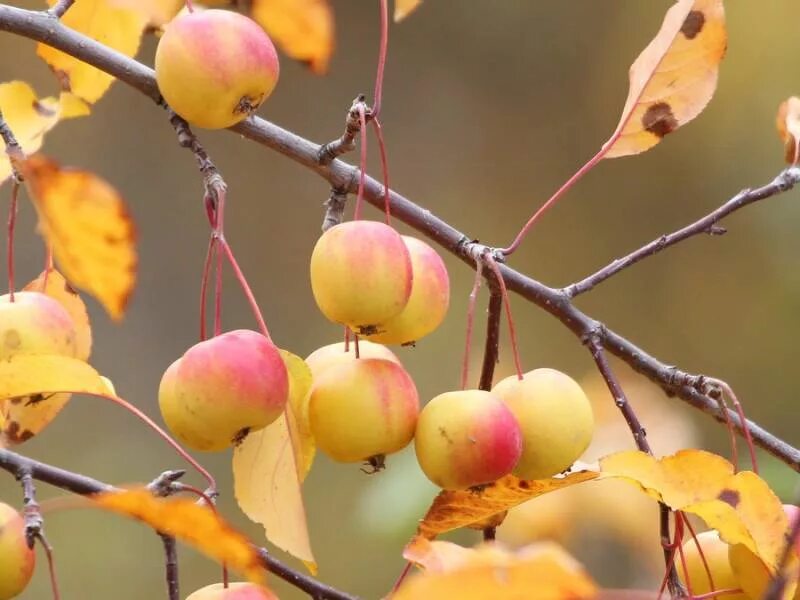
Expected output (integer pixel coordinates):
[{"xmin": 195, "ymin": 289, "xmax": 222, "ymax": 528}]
[
  {"xmin": 395, "ymin": 540, "xmax": 597, "ymax": 600},
  {"xmin": 20, "ymin": 155, "xmax": 137, "ymax": 320},
  {"xmin": 776, "ymin": 97, "xmax": 800, "ymax": 165},
  {"xmin": 251, "ymin": 0, "xmax": 334, "ymax": 74},
  {"xmin": 600, "ymin": 449, "xmax": 789, "ymax": 570},
  {"xmin": 92, "ymin": 490, "xmax": 264, "ymax": 583},
  {"xmin": 418, "ymin": 470, "xmax": 598, "ymax": 539},
  {"xmin": 603, "ymin": 0, "xmax": 726, "ymax": 158},
  {"xmin": 232, "ymin": 350, "xmax": 315, "ymax": 572},
  {"xmin": 38, "ymin": 0, "xmax": 147, "ymax": 104},
  {"xmin": 395, "ymin": 0, "xmax": 422, "ymax": 22}
]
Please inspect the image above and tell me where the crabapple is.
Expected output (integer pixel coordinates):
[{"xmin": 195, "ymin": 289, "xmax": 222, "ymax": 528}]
[
  {"xmin": 308, "ymin": 358, "xmax": 419, "ymax": 464},
  {"xmin": 158, "ymin": 330, "xmax": 289, "ymax": 451},
  {"xmin": 677, "ymin": 530, "xmax": 748, "ymax": 600},
  {"xmin": 0, "ymin": 291, "xmax": 77, "ymax": 359},
  {"xmin": 492, "ymin": 368, "xmax": 594, "ymax": 480},
  {"xmin": 0, "ymin": 502, "xmax": 35, "ymax": 600},
  {"xmin": 186, "ymin": 582, "xmax": 278, "ymax": 600},
  {"xmin": 365, "ymin": 236, "xmax": 450, "ymax": 345},
  {"xmin": 309, "ymin": 221, "xmax": 413, "ymax": 334},
  {"xmin": 414, "ymin": 390, "xmax": 522, "ymax": 490},
  {"xmin": 155, "ymin": 9, "xmax": 279, "ymax": 129},
  {"xmin": 305, "ymin": 340, "xmax": 399, "ymax": 378}
]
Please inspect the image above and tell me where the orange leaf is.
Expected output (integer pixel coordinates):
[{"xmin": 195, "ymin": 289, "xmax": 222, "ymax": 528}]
[
  {"xmin": 251, "ymin": 0, "xmax": 334, "ymax": 74},
  {"xmin": 92, "ymin": 489, "xmax": 264, "ymax": 583},
  {"xmin": 108, "ymin": 0, "xmax": 183, "ymax": 26},
  {"xmin": 603, "ymin": 0, "xmax": 726, "ymax": 158},
  {"xmin": 600, "ymin": 450, "xmax": 789, "ymax": 570},
  {"xmin": 395, "ymin": 0, "xmax": 422, "ymax": 22},
  {"xmin": 232, "ymin": 350, "xmax": 316, "ymax": 572},
  {"xmin": 776, "ymin": 97, "xmax": 800, "ymax": 165},
  {"xmin": 418, "ymin": 470, "xmax": 598, "ymax": 539},
  {"xmin": 37, "ymin": 0, "xmax": 146, "ymax": 104},
  {"xmin": 20, "ymin": 155, "xmax": 137, "ymax": 320},
  {"xmin": 0, "ymin": 81, "xmax": 89, "ymax": 184},
  {"xmin": 395, "ymin": 540, "xmax": 597, "ymax": 600}
]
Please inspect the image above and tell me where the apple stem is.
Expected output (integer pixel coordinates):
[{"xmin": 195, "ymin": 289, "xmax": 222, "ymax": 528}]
[
  {"xmin": 36, "ymin": 532, "xmax": 61, "ymax": 600},
  {"xmin": 185, "ymin": 0, "xmax": 194, "ymax": 13},
  {"xmin": 42, "ymin": 247, "xmax": 55, "ymax": 289},
  {"xmin": 372, "ymin": 0, "xmax": 389, "ymax": 119},
  {"xmin": 343, "ymin": 326, "xmax": 351, "ymax": 352},
  {"xmin": 353, "ymin": 105, "xmax": 369, "ymax": 221},
  {"xmin": 500, "ymin": 147, "xmax": 607, "ymax": 256},
  {"xmin": 199, "ymin": 235, "xmax": 218, "ymax": 341},
  {"xmin": 353, "ymin": 334, "xmax": 361, "ymax": 359},
  {"xmin": 389, "ymin": 561, "xmax": 413, "ymax": 596},
  {"xmin": 370, "ymin": 118, "xmax": 392, "ymax": 225},
  {"xmin": 460, "ymin": 261, "xmax": 484, "ymax": 389},
  {"xmin": 484, "ymin": 255, "xmax": 524, "ymax": 380},
  {"xmin": 6, "ymin": 180, "xmax": 18, "ymax": 301},
  {"xmin": 707, "ymin": 378, "xmax": 758, "ymax": 475},
  {"xmin": 219, "ymin": 240, "xmax": 274, "ymax": 343},
  {"xmin": 682, "ymin": 515, "xmax": 720, "ymax": 600},
  {"xmin": 214, "ymin": 234, "xmax": 224, "ymax": 337}
]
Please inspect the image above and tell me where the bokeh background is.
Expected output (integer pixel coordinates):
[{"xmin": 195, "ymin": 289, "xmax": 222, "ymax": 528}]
[{"xmin": 1, "ymin": 1, "xmax": 800, "ymax": 598}]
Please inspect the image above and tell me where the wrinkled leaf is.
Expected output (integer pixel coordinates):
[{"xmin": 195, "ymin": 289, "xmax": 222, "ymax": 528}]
[
  {"xmin": 776, "ymin": 97, "xmax": 800, "ymax": 165},
  {"xmin": 21, "ymin": 154, "xmax": 137, "ymax": 320},
  {"xmin": 38, "ymin": 0, "xmax": 147, "ymax": 104},
  {"xmin": 418, "ymin": 470, "xmax": 598, "ymax": 539},
  {"xmin": 396, "ymin": 540, "xmax": 596, "ymax": 600},
  {"xmin": 603, "ymin": 0, "xmax": 726, "ymax": 158},
  {"xmin": 233, "ymin": 350, "xmax": 315, "ymax": 572},
  {"xmin": 395, "ymin": 0, "xmax": 422, "ymax": 22},
  {"xmin": 92, "ymin": 490, "xmax": 264, "ymax": 583},
  {"xmin": 251, "ymin": 0, "xmax": 334, "ymax": 74},
  {"xmin": 600, "ymin": 450, "xmax": 789, "ymax": 570}
]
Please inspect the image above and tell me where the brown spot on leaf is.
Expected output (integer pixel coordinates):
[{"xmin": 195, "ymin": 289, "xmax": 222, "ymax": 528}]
[
  {"xmin": 718, "ymin": 488, "xmax": 740, "ymax": 508},
  {"xmin": 518, "ymin": 480, "xmax": 530, "ymax": 490},
  {"xmin": 680, "ymin": 11, "xmax": 705, "ymax": 40},
  {"xmin": 642, "ymin": 103, "xmax": 679, "ymax": 138},
  {"xmin": 4, "ymin": 421, "xmax": 34, "ymax": 444},
  {"xmin": 64, "ymin": 280, "xmax": 78, "ymax": 295}
]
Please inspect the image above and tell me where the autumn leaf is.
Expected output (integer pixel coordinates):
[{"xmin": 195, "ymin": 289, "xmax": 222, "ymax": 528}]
[
  {"xmin": 20, "ymin": 154, "xmax": 137, "ymax": 320},
  {"xmin": 280, "ymin": 350, "xmax": 315, "ymax": 480},
  {"xmin": 600, "ymin": 450, "xmax": 789, "ymax": 570},
  {"xmin": 108, "ymin": 0, "xmax": 183, "ymax": 26},
  {"xmin": 418, "ymin": 470, "xmax": 598, "ymax": 539},
  {"xmin": 37, "ymin": 0, "xmax": 147, "ymax": 104},
  {"xmin": 232, "ymin": 350, "xmax": 315, "ymax": 572},
  {"xmin": 92, "ymin": 489, "xmax": 264, "ymax": 583},
  {"xmin": 396, "ymin": 539, "xmax": 597, "ymax": 600},
  {"xmin": 0, "ymin": 81, "xmax": 89, "ymax": 184},
  {"xmin": 0, "ymin": 354, "xmax": 109, "ymax": 402},
  {"xmin": 776, "ymin": 97, "xmax": 800, "ymax": 165},
  {"xmin": 602, "ymin": 0, "xmax": 726, "ymax": 158},
  {"xmin": 395, "ymin": 0, "xmax": 422, "ymax": 22},
  {"xmin": 251, "ymin": 0, "xmax": 334, "ymax": 74}
]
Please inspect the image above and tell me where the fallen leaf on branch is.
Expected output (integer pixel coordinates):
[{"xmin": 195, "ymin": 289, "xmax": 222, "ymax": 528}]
[
  {"xmin": 92, "ymin": 489, "xmax": 264, "ymax": 583},
  {"xmin": 395, "ymin": 0, "xmax": 422, "ymax": 22},
  {"xmin": 417, "ymin": 469, "xmax": 598, "ymax": 539},
  {"xmin": 396, "ymin": 539, "xmax": 596, "ymax": 599},
  {"xmin": 603, "ymin": 0, "xmax": 726, "ymax": 158},
  {"xmin": 20, "ymin": 155, "xmax": 137, "ymax": 320},
  {"xmin": 776, "ymin": 97, "xmax": 800, "ymax": 165},
  {"xmin": 251, "ymin": 0, "xmax": 334, "ymax": 74},
  {"xmin": 38, "ymin": 0, "xmax": 147, "ymax": 104},
  {"xmin": 233, "ymin": 350, "xmax": 316, "ymax": 572}
]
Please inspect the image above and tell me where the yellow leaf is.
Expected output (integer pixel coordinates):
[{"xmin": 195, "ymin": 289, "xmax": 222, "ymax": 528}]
[
  {"xmin": 92, "ymin": 490, "xmax": 264, "ymax": 583},
  {"xmin": 37, "ymin": 0, "xmax": 147, "ymax": 104},
  {"xmin": 418, "ymin": 470, "xmax": 598, "ymax": 539},
  {"xmin": 0, "ymin": 354, "xmax": 108, "ymax": 401},
  {"xmin": 108, "ymin": 0, "xmax": 183, "ymax": 26},
  {"xmin": 251, "ymin": 0, "xmax": 334, "ymax": 74},
  {"xmin": 394, "ymin": 0, "xmax": 422, "ymax": 22},
  {"xmin": 280, "ymin": 350, "xmax": 315, "ymax": 480},
  {"xmin": 20, "ymin": 155, "xmax": 138, "ymax": 320},
  {"xmin": 0, "ymin": 82, "xmax": 88, "ymax": 184},
  {"xmin": 776, "ymin": 97, "xmax": 800, "ymax": 165},
  {"xmin": 603, "ymin": 0, "xmax": 726, "ymax": 158},
  {"xmin": 233, "ymin": 351, "xmax": 316, "ymax": 572},
  {"xmin": 395, "ymin": 540, "xmax": 597, "ymax": 600},
  {"xmin": 600, "ymin": 450, "xmax": 789, "ymax": 570}
]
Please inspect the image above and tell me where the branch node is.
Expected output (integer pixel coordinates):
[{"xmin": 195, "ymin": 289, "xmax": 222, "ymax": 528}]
[
  {"xmin": 321, "ymin": 187, "xmax": 348, "ymax": 231},
  {"xmin": 147, "ymin": 469, "xmax": 187, "ymax": 497},
  {"xmin": 318, "ymin": 95, "xmax": 372, "ymax": 165}
]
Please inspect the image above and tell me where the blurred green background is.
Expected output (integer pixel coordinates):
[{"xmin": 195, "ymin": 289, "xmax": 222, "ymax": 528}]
[{"xmin": 1, "ymin": 1, "xmax": 799, "ymax": 598}]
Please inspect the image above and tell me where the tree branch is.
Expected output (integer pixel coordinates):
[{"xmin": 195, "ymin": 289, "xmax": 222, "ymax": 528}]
[
  {"xmin": 159, "ymin": 533, "xmax": 179, "ymax": 600},
  {"xmin": 0, "ymin": 448, "xmax": 360, "ymax": 600},
  {"xmin": 564, "ymin": 167, "xmax": 800, "ymax": 298},
  {"xmin": 0, "ymin": 4, "xmax": 798, "ymax": 472}
]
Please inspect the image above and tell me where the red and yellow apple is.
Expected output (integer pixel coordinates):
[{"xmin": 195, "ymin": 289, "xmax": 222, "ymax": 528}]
[
  {"xmin": 0, "ymin": 291, "xmax": 77, "ymax": 359},
  {"xmin": 0, "ymin": 502, "xmax": 35, "ymax": 600},
  {"xmin": 186, "ymin": 582, "xmax": 278, "ymax": 599}
]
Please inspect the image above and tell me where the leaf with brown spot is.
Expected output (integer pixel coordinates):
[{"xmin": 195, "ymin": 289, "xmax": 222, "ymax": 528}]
[
  {"xmin": 20, "ymin": 155, "xmax": 137, "ymax": 320},
  {"xmin": 600, "ymin": 449, "xmax": 789, "ymax": 570},
  {"xmin": 602, "ymin": 0, "xmax": 726, "ymax": 158},
  {"xmin": 776, "ymin": 97, "xmax": 800, "ymax": 165},
  {"xmin": 395, "ymin": 0, "xmax": 422, "ymax": 22},
  {"xmin": 92, "ymin": 489, "xmax": 264, "ymax": 583},
  {"xmin": 417, "ymin": 470, "xmax": 598, "ymax": 539},
  {"xmin": 251, "ymin": 0, "xmax": 334, "ymax": 74},
  {"xmin": 396, "ymin": 539, "xmax": 597, "ymax": 600}
]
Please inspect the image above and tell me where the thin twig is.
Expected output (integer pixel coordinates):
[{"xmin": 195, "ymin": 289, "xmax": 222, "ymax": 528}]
[
  {"xmin": 0, "ymin": 3, "xmax": 798, "ymax": 472},
  {"xmin": 48, "ymin": 0, "xmax": 75, "ymax": 18},
  {"xmin": 0, "ymin": 449, "xmax": 359, "ymax": 600},
  {"xmin": 159, "ymin": 533, "xmax": 179, "ymax": 600}
]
